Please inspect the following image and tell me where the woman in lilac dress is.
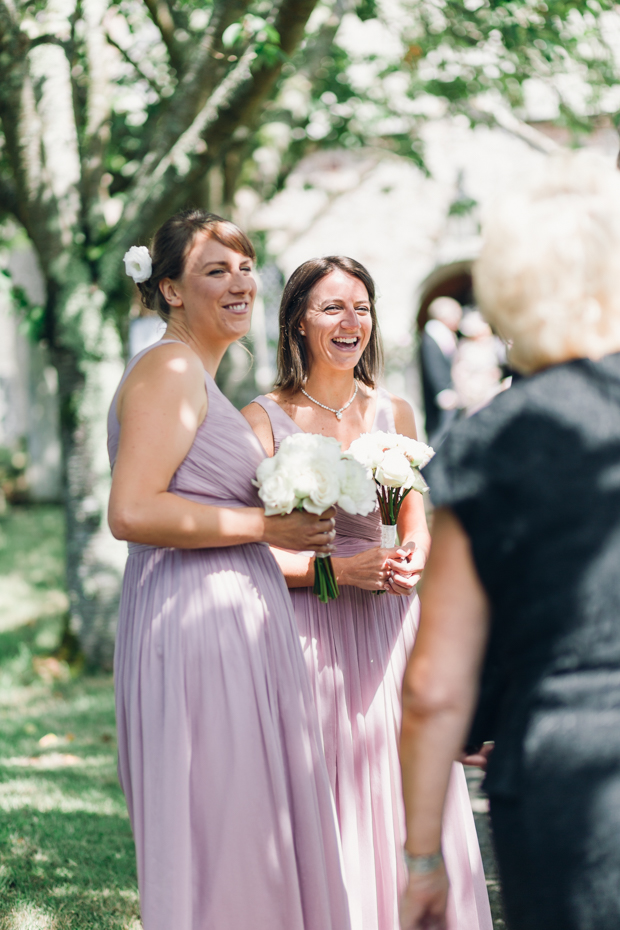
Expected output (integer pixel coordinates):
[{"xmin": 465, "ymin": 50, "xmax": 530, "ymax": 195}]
[
  {"xmin": 107, "ymin": 212, "xmax": 350, "ymax": 930},
  {"xmin": 242, "ymin": 257, "xmax": 492, "ymax": 930}
]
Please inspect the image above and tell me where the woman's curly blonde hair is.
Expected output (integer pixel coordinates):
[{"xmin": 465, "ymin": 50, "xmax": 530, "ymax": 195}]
[{"xmin": 474, "ymin": 152, "xmax": 620, "ymax": 374}]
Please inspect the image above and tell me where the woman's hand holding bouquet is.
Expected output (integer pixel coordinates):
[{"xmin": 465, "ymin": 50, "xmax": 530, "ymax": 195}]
[
  {"xmin": 333, "ymin": 543, "xmax": 413, "ymax": 592},
  {"xmin": 254, "ymin": 433, "xmax": 376, "ymax": 602},
  {"xmin": 346, "ymin": 432, "xmax": 434, "ymax": 593},
  {"xmin": 262, "ymin": 508, "xmax": 337, "ymax": 555}
]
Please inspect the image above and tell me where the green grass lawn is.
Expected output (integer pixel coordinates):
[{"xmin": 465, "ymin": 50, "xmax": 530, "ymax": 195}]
[{"xmin": 0, "ymin": 506, "xmax": 140, "ymax": 930}]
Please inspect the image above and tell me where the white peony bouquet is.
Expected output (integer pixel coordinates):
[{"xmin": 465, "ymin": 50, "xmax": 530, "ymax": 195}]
[
  {"xmin": 254, "ymin": 433, "xmax": 376, "ymax": 602},
  {"xmin": 346, "ymin": 431, "xmax": 434, "ymax": 549}
]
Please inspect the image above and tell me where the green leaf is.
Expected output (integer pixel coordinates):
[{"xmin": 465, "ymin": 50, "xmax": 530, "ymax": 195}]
[
  {"xmin": 355, "ymin": 0, "xmax": 378, "ymax": 21},
  {"xmin": 222, "ymin": 22, "xmax": 243, "ymax": 49}
]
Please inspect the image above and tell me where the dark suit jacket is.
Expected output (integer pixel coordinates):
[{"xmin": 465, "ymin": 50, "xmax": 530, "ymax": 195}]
[{"xmin": 420, "ymin": 330, "xmax": 453, "ymax": 441}]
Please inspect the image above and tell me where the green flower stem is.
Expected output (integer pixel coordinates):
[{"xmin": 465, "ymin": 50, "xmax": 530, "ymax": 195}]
[{"xmin": 313, "ymin": 555, "xmax": 340, "ymax": 603}]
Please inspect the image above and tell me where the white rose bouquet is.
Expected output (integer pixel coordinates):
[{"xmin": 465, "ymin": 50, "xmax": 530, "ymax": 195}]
[
  {"xmin": 347, "ymin": 431, "xmax": 434, "ymax": 550},
  {"xmin": 254, "ymin": 433, "xmax": 376, "ymax": 602}
]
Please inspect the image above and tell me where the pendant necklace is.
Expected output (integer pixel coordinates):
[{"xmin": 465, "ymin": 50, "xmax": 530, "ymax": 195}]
[{"xmin": 301, "ymin": 380, "xmax": 359, "ymax": 420}]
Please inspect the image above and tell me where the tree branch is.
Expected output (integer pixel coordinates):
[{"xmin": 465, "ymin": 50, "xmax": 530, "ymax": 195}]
[
  {"xmin": 139, "ymin": 0, "xmax": 254, "ymax": 172},
  {"xmin": 143, "ymin": 0, "xmax": 183, "ymax": 74},
  {"xmin": 466, "ymin": 99, "xmax": 561, "ymax": 154},
  {"xmin": 30, "ymin": 34, "xmax": 67, "ymax": 49},
  {"xmin": 101, "ymin": 44, "xmax": 260, "ymax": 283},
  {"xmin": 0, "ymin": 0, "xmax": 16, "ymax": 38},
  {"xmin": 105, "ymin": 33, "xmax": 163, "ymax": 94},
  {"xmin": 297, "ymin": 0, "xmax": 353, "ymax": 79},
  {"xmin": 273, "ymin": 0, "xmax": 322, "ymax": 56},
  {"xmin": 0, "ymin": 17, "xmax": 77, "ymax": 279},
  {"xmin": 186, "ymin": 0, "xmax": 320, "ymax": 164},
  {"xmin": 0, "ymin": 173, "xmax": 19, "ymax": 218},
  {"xmin": 101, "ymin": 0, "xmax": 320, "ymax": 284}
]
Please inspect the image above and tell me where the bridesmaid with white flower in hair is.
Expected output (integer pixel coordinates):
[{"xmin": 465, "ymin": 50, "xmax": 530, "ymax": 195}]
[
  {"xmin": 243, "ymin": 256, "xmax": 492, "ymax": 930},
  {"xmin": 108, "ymin": 211, "xmax": 351, "ymax": 930}
]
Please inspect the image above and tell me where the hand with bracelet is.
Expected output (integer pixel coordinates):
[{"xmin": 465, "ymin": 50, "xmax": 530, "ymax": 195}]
[{"xmin": 399, "ymin": 851, "xmax": 449, "ymax": 930}]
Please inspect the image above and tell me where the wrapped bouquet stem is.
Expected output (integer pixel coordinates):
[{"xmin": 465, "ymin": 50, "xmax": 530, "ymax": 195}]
[
  {"xmin": 254, "ymin": 433, "xmax": 376, "ymax": 603},
  {"xmin": 347, "ymin": 431, "xmax": 435, "ymax": 591},
  {"xmin": 377, "ymin": 486, "xmax": 403, "ymax": 548}
]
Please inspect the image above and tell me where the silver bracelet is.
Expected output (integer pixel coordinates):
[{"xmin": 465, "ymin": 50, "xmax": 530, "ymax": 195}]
[{"xmin": 404, "ymin": 850, "xmax": 443, "ymax": 874}]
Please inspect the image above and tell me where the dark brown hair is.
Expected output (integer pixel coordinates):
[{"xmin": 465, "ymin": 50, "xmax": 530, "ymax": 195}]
[
  {"xmin": 138, "ymin": 209, "xmax": 256, "ymax": 321},
  {"xmin": 275, "ymin": 255, "xmax": 383, "ymax": 392}
]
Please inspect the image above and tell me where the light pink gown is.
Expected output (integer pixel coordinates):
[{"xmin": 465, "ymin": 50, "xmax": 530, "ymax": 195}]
[
  {"xmin": 252, "ymin": 390, "xmax": 493, "ymax": 930},
  {"xmin": 107, "ymin": 342, "xmax": 351, "ymax": 930}
]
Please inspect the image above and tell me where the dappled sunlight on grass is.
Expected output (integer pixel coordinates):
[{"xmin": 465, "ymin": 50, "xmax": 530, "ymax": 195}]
[
  {"xmin": 0, "ymin": 679, "xmax": 141, "ymax": 929},
  {"xmin": 0, "ymin": 508, "xmax": 68, "ymax": 634},
  {"xmin": 0, "ymin": 678, "xmax": 141, "ymax": 929},
  {"xmin": 0, "ymin": 576, "xmax": 68, "ymax": 633},
  {"xmin": 4, "ymin": 902, "xmax": 56, "ymax": 930},
  {"xmin": 0, "ymin": 506, "xmax": 140, "ymax": 930},
  {"xmin": 0, "ymin": 775, "xmax": 125, "ymax": 815}
]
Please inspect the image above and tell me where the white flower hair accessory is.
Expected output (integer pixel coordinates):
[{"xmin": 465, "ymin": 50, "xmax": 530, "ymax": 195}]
[{"xmin": 123, "ymin": 246, "xmax": 152, "ymax": 283}]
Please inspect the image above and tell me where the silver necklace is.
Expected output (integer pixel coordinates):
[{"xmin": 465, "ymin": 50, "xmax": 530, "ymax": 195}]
[{"xmin": 300, "ymin": 380, "xmax": 359, "ymax": 420}]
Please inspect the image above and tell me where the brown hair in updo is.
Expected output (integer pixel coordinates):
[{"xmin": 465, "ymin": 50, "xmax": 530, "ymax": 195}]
[
  {"xmin": 137, "ymin": 209, "xmax": 256, "ymax": 322},
  {"xmin": 275, "ymin": 256, "xmax": 383, "ymax": 393}
]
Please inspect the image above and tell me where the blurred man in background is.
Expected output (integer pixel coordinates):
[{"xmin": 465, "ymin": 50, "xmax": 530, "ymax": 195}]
[{"xmin": 419, "ymin": 296, "xmax": 462, "ymax": 445}]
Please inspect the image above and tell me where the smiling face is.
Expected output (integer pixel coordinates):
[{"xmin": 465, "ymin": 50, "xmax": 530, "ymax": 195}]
[
  {"xmin": 160, "ymin": 232, "xmax": 257, "ymax": 347},
  {"xmin": 301, "ymin": 269, "xmax": 373, "ymax": 375}
]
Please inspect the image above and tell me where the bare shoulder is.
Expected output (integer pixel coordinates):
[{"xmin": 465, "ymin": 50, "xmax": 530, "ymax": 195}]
[
  {"xmin": 125, "ymin": 341, "xmax": 204, "ymax": 387},
  {"xmin": 388, "ymin": 392, "xmax": 419, "ymax": 439},
  {"xmin": 118, "ymin": 341, "xmax": 206, "ymax": 420},
  {"xmin": 240, "ymin": 400, "xmax": 275, "ymax": 456},
  {"xmin": 240, "ymin": 399, "xmax": 271, "ymax": 430}
]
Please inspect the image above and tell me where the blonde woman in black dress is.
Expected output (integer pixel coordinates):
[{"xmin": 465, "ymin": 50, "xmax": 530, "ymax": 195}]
[{"xmin": 399, "ymin": 154, "xmax": 620, "ymax": 930}]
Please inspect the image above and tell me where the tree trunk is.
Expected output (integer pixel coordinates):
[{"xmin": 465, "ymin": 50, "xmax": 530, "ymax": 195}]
[{"xmin": 51, "ymin": 281, "xmax": 126, "ymax": 669}]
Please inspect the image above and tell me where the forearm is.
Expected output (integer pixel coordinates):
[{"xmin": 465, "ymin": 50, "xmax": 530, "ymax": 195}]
[
  {"xmin": 400, "ymin": 527, "xmax": 431, "ymax": 560},
  {"xmin": 398, "ymin": 497, "xmax": 431, "ymax": 560},
  {"xmin": 109, "ymin": 491, "xmax": 266, "ymax": 549},
  {"xmin": 270, "ymin": 547, "xmax": 315, "ymax": 587},
  {"xmin": 270, "ymin": 547, "xmax": 365, "ymax": 590},
  {"xmin": 400, "ymin": 509, "xmax": 490, "ymax": 856},
  {"xmin": 400, "ymin": 703, "xmax": 470, "ymax": 855}
]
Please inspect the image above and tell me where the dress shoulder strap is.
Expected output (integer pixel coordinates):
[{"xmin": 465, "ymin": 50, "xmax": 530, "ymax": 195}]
[
  {"xmin": 373, "ymin": 386, "xmax": 396, "ymax": 434},
  {"xmin": 250, "ymin": 395, "xmax": 302, "ymax": 453}
]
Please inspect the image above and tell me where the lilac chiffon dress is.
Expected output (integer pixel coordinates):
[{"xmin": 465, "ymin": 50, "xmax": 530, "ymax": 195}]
[
  {"xmin": 107, "ymin": 342, "xmax": 351, "ymax": 930},
  {"xmin": 252, "ymin": 391, "xmax": 493, "ymax": 930}
]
